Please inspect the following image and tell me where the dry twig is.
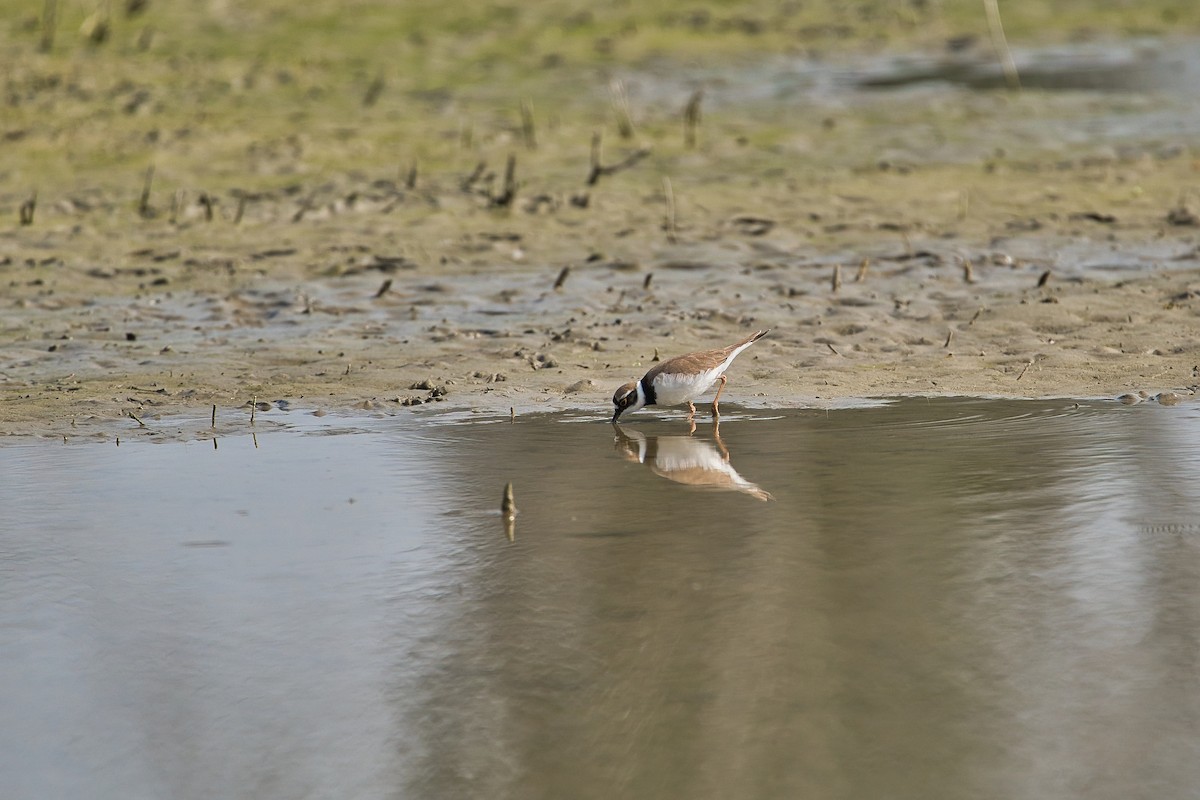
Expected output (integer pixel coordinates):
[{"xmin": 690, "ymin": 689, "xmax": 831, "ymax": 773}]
[
  {"xmin": 984, "ymin": 0, "xmax": 1021, "ymax": 90},
  {"xmin": 683, "ymin": 90, "xmax": 703, "ymax": 148},
  {"xmin": 586, "ymin": 132, "xmax": 651, "ymax": 186},
  {"xmin": 553, "ymin": 266, "xmax": 571, "ymax": 290},
  {"xmin": 663, "ymin": 177, "xmax": 677, "ymax": 243},
  {"xmin": 520, "ymin": 100, "xmax": 536, "ymax": 150},
  {"xmin": 610, "ymin": 80, "xmax": 635, "ymax": 139}
]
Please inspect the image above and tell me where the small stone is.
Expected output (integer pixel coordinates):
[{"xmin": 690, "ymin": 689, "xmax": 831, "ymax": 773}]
[
  {"xmin": 563, "ymin": 379, "xmax": 596, "ymax": 394},
  {"xmin": 1166, "ymin": 206, "xmax": 1199, "ymax": 226}
]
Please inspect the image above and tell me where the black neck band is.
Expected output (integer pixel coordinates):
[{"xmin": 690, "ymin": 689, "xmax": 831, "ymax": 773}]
[{"xmin": 640, "ymin": 377, "xmax": 657, "ymax": 406}]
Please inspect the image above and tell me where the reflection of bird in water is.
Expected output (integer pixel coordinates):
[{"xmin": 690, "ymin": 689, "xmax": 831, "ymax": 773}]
[{"xmin": 613, "ymin": 423, "xmax": 773, "ymax": 501}]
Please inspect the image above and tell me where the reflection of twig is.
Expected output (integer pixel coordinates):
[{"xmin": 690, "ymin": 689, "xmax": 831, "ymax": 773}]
[{"xmin": 984, "ymin": 0, "xmax": 1021, "ymax": 90}]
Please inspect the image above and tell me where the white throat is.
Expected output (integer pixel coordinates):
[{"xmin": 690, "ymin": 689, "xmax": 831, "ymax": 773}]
[{"xmin": 630, "ymin": 380, "xmax": 648, "ymax": 414}]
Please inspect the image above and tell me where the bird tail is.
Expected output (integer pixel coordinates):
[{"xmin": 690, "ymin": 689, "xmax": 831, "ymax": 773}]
[{"xmin": 739, "ymin": 329, "xmax": 770, "ymax": 347}]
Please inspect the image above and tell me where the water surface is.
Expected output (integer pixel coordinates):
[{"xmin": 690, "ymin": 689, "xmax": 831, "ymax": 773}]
[{"xmin": 2, "ymin": 398, "xmax": 1199, "ymax": 800}]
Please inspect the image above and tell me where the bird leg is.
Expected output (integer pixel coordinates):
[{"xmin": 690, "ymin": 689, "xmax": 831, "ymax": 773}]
[
  {"xmin": 687, "ymin": 400, "xmax": 696, "ymax": 417},
  {"xmin": 711, "ymin": 374, "xmax": 728, "ymax": 417}
]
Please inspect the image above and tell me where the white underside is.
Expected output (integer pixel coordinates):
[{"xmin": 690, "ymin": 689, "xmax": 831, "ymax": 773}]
[
  {"xmin": 650, "ymin": 366, "xmax": 726, "ymax": 405},
  {"xmin": 650, "ymin": 345, "xmax": 750, "ymax": 406}
]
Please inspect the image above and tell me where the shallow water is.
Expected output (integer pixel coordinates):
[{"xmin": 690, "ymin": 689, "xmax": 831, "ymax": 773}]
[{"xmin": 3, "ymin": 398, "xmax": 1200, "ymax": 800}]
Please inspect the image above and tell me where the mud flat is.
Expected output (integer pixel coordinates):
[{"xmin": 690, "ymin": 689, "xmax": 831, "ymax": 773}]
[{"xmin": 3, "ymin": 221, "xmax": 1197, "ymax": 440}]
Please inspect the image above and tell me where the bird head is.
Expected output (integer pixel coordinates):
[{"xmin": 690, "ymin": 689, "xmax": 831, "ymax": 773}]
[{"xmin": 612, "ymin": 381, "xmax": 644, "ymax": 422}]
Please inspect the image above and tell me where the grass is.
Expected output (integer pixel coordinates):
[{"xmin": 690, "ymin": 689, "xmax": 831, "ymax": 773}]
[{"xmin": 1, "ymin": 1, "xmax": 1197, "ymax": 234}]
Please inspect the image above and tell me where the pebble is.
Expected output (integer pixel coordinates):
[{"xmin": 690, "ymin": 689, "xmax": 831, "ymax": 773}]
[{"xmin": 563, "ymin": 379, "xmax": 596, "ymax": 394}]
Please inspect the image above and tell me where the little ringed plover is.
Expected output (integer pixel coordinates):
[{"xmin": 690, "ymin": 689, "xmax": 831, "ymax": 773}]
[{"xmin": 612, "ymin": 329, "xmax": 769, "ymax": 422}]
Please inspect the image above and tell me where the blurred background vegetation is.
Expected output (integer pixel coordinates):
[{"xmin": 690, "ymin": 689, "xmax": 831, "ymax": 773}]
[{"xmin": 2, "ymin": 1, "xmax": 1198, "ymax": 227}]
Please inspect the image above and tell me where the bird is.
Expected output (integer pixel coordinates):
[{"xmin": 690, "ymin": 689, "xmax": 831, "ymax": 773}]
[{"xmin": 611, "ymin": 329, "xmax": 769, "ymax": 423}]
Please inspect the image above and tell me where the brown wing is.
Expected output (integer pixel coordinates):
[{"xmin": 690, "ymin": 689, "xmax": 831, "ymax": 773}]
[{"xmin": 643, "ymin": 329, "xmax": 769, "ymax": 380}]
